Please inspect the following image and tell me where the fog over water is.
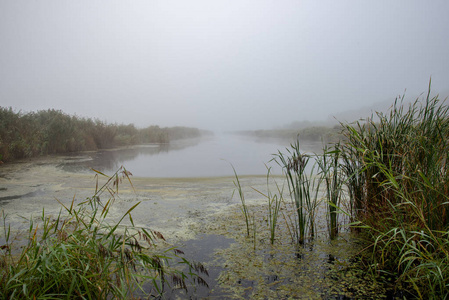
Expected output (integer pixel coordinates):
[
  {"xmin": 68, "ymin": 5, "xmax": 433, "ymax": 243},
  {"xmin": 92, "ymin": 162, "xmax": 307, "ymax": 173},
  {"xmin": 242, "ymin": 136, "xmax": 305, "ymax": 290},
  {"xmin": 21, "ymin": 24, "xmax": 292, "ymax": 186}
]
[
  {"xmin": 1, "ymin": 1, "xmax": 449, "ymax": 131},
  {"xmin": 60, "ymin": 134, "xmax": 299, "ymax": 177},
  {"xmin": 2, "ymin": 4, "xmax": 449, "ymax": 297}
]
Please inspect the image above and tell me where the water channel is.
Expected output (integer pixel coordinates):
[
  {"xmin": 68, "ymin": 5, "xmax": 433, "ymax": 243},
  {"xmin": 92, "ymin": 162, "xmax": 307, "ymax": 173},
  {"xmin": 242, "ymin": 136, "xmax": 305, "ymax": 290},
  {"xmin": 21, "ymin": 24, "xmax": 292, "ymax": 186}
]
[{"xmin": 58, "ymin": 133, "xmax": 292, "ymax": 178}]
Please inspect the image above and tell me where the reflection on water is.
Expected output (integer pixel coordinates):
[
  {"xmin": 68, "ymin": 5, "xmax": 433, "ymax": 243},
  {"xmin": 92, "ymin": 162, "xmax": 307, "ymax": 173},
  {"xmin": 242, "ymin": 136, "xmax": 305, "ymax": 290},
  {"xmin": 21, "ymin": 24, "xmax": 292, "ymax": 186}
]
[{"xmin": 60, "ymin": 134, "xmax": 320, "ymax": 178}]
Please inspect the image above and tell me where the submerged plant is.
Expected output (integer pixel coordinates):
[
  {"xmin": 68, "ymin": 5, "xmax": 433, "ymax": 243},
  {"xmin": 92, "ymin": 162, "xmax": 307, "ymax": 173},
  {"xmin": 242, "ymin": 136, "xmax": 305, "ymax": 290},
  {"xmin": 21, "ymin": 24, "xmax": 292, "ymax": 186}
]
[{"xmin": 0, "ymin": 167, "xmax": 208, "ymax": 299}]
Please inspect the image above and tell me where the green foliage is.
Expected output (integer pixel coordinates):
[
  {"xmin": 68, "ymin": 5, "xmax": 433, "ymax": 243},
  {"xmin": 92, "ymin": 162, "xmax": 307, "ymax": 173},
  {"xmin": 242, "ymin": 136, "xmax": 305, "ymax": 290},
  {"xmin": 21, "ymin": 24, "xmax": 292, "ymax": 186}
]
[
  {"xmin": 238, "ymin": 125, "xmax": 344, "ymax": 143},
  {"xmin": 138, "ymin": 125, "xmax": 169, "ymax": 144},
  {"xmin": 317, "ymin": 145, "xmax": 344, "ymax": 240},
  {"xmin": 231, "ymin": 164, "xmax": 252, "ymax": 239},
  {"xmin": 263, "ymin": 167, "xmax": 283, "ymax": 245},
  {"xmin": 340, "ymin": 83, "xmax": 449, "ymax": 298},
  {"xmin": 0, "ymin": 107, "xmax": 205, "ymax": 162},
  {"xmin": 0, "ymin": 167, "xmax": 208, "ymax": 299},
  {"xmin": 232, "ymin": 82, "xmax": 449, "ymax": 298},
  {"xmin": 273, "ymin": 139, "xmax": 322, "ymax": 244},
  {"xmin": 167, "ymin": 127, "xmax": 201, "ymax": 140}
]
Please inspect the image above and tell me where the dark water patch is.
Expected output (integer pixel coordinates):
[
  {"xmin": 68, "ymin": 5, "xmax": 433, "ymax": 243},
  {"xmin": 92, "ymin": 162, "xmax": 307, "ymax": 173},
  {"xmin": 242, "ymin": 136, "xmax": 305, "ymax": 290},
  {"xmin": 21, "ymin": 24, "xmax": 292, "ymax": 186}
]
[
  {"xmin": 0, "ymin": 189, "xmax": 45, "ymax": 204},
  {"xmin": 165, "ymin": 234, "xmax": 236, "ymax": 299}
]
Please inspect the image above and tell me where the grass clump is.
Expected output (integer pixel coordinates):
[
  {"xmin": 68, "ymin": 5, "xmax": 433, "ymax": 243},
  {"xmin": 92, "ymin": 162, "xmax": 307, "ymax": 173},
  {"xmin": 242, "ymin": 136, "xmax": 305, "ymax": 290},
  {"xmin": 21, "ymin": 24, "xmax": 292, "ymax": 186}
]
[
  {"xmin": 340, "ymin": 83, "xmax": 449, "ymax": 298},
  {"xmin": 232, "ymin": 82, "xmax": 449, "ymax": 298},
  {"xmin": 273, "ymin": 140, "xmax": 322, "ymax": 245},
  {"xmin": 231, "ymin": 164, "xmax": 252, "ymax": 239},
  {"xmin": 0, "ymin": 167, "xmax": 207, "ymax": 299},
  {"xmin": 317, "ymin": 145, "xmax": 344, "ymax": 240}
]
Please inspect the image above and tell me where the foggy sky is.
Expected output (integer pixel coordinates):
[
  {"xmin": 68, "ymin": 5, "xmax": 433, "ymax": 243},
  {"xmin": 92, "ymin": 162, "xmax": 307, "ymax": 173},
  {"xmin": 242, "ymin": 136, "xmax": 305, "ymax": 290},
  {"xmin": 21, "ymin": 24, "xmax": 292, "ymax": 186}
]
[{"xmin": 1, "ymin": 1, "xmax": 448, "ymax": 132}]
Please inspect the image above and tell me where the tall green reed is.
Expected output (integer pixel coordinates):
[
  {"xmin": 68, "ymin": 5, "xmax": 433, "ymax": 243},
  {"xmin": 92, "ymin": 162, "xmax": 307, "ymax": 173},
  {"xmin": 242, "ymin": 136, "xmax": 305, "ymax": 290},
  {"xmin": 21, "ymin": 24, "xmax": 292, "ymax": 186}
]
[
  {"xmin": 251, "ymin": 166, "xmax": 284, "ymax": 245},
  {"xmin": 231, "ymin": 164, "xmax": 251, "ymax": 238},
  {"xmin": 340, "ymin": 83, "xmax": 449, "ymax": 298},
  {"xmin": 264, "ymin": 168, "xmax": 283, "ymax": 245},
  {"xmin": 339, "ymin": 138, "xmax": 365, "ymax": 223},
  {"xmin": 273, "ymin": 139, "xmax": 321, "ymax": 244},
  {"xmin": 317, "ymin": 145, "xmax": 344, "ymax": 240}
]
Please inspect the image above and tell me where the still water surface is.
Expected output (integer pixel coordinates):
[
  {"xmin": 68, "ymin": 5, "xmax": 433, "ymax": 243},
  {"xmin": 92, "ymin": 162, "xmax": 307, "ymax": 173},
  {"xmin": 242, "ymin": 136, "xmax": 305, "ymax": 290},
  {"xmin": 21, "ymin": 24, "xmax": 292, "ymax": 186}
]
[{"xmin": 61, "ymin": 134, "xmax": 299, "ymax": 177}]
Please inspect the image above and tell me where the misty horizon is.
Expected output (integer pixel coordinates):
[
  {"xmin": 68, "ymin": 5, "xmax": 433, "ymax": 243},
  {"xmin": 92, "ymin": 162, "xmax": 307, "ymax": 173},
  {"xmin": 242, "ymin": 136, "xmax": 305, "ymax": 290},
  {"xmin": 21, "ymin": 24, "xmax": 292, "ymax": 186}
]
[{"xmin": 1, "ymin": 1, "xmax": 448, "ymax": 132}]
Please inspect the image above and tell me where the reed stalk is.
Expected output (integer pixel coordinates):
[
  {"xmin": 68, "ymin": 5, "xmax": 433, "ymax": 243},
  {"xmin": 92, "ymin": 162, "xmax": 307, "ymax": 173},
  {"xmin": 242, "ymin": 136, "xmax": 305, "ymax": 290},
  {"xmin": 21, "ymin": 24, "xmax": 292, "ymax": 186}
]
[
  {"xmin": 273, "ymin": 139, "xmax": 320, "ymax": 244},
  {"xmin": 340, "ymin": 82, "xmax": 449, "ymax": 298},
  {"xmin": 317, "ymin": 145, "xmax": 344, "ymax": 239},
  {"xmin": 251, "ymin": 166, "xmax": 284, "ymax": 245},
  {"xmin": 231, "ymin": 166, "xmax": 251, "ymax": 239}
]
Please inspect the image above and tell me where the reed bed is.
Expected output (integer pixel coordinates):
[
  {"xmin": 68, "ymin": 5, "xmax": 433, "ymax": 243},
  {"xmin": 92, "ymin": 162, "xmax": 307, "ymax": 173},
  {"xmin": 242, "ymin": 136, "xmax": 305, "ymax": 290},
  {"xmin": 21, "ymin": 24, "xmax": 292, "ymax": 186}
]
[
  {"xmin": 0, "ymin": 167, "xmax": 207, "ymax": 299},
  {"xmin": 341, "ymin": 86, "xmax": 449, "ymax": 298},
  {"xmin": 317, "ymin": 145, "xmax": 344, "ymax": 240},
  {"xmin": 232, "ymin": 83, "xmax": 449, "ymax": 298},
  {"xmin": 0, "ymin": 107, "xmax": 206, "ymax": 162},
  {"xmin": 273, "ymin": 140, "xmax": 321, "ymax": 245}
]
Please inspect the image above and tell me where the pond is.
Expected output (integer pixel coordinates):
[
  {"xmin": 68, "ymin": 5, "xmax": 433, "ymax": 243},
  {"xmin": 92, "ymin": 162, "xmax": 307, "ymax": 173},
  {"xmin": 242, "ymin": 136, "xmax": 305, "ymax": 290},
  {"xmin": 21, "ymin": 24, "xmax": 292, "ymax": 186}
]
[
  {"xmin": 59, "ymin": 133, "xmax": 302, "ymax": 177},
  {"xmin": 0, "ymin": 135, "xmax": 394, "ymax": 299}
]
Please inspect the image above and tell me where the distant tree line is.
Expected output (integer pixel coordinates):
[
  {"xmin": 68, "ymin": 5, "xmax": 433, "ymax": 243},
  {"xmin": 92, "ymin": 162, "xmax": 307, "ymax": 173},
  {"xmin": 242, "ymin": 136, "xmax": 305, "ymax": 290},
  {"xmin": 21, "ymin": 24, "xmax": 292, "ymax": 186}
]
[
  {"xmin": 0, "ymin": 107, "xmax": 208, "ymax": 162},
  {"xmin": 237, "ymin": 125, "xmax": 344, "ymax": 144}
]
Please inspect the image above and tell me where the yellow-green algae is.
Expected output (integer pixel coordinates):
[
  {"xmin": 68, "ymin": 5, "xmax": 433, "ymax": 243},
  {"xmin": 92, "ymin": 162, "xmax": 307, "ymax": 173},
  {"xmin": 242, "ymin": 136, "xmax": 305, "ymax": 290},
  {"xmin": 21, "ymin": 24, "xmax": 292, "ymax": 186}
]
[
  {"xmin": 194, "ymin": 203, "xmax": 389, "ymax": 299},
  {"xmin": 1, "ymin": 159, "xmax": 391, "ymax": 298}
]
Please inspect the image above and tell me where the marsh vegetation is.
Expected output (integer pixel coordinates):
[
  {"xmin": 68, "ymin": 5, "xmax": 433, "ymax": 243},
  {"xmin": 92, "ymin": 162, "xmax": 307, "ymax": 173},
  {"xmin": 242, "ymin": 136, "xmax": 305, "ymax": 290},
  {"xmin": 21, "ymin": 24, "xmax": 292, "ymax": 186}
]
[
  {"xmin": 0, "ymin": 107, "xmax": 209, "ymax": 162},
  {"xmin": 0, "ymin": 167, "xmax": 208, "ymax": 299},
  {"xmin": 230, "ymin": 86, "xmax": 449, "ymax": 299},
  {"xmin": 236, "ymin": 125, "xmax": 344, "ymax": 145},
  {"xmin": 1, "ymin": 86, "xmax": 448, "ymax": 299}
]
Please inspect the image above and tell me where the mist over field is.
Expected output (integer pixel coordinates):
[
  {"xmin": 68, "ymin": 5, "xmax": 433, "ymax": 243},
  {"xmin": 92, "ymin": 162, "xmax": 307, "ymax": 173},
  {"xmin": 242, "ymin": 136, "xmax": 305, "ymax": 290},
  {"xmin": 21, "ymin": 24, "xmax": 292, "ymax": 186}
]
[{"xmin": 1, "ymin": 1, "xmax": 448, "ymax": 132}]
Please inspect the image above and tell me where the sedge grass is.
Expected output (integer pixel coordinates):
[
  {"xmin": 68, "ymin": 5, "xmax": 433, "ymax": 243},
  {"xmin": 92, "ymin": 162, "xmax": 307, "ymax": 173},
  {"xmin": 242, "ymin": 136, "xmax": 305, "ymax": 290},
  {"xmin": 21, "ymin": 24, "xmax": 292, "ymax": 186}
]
[
  {"xmin": 273, "ymin": 139, "xmax": 321, "ymax": 245},
  {"xmin": 340, "ymin": 82, "xmax": 449, "ymax": 298},
  {"xmin": 251, "ymin": 166, "xmax": 284, "ymax": 245},
  {"xmin": 231, "ymin": 164, "xmax": 251, "ymax": 238},
  {"xmin": 232, "ymin": 82, "xmax": 449, "ymax": 298},
  {"xmin": 317, "ymin": 144, "xmax": 344, "ymax": 240}
]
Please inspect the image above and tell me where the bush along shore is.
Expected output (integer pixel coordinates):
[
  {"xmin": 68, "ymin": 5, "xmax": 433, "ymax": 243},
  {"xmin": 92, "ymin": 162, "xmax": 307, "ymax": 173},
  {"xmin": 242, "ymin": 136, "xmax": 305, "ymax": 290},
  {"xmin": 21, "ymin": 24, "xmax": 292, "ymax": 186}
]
[
  {"xmin": 0, "ymin": 167, "xmax": 209, "ymax": 299},
  {"xmin": 232, "ymin": 85, "xmax": 449, "ymax": 299},
  {"xmin": 0, "ymin": 107, "xmax": 210, "ymax": 162},
  {"xmin": 235, "ymin": 125, "xmax": 345, "ymax": 144}
]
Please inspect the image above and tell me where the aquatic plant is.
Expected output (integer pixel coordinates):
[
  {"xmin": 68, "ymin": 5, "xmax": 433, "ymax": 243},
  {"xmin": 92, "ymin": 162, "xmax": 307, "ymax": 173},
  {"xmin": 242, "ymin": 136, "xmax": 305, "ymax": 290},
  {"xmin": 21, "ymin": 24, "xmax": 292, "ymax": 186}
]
[
  {"xmin": 339, "ymin": 139, "xmax": 365, "ymax": 223},
  {"xmin": 231, "ymin": 164, "xmax": 252, "ymax": 238},
  {"xmin": 0, "ymin": 167, "xmax": 208, "ymax": 299},
  {"xmin": 317, "ymin": 145, "xmax": 344, "ymax": 240},
  {"xmin": 273, "ymin": 139, "xmax": 321, "ymax": 244},
  {"xmin": 232, "ymin": 83, "xmax": 449, "ymax": 298},
  {"xmin": 251, "ymin": 166, "xmax": 284, "ymax": 245},
  {"xmin": 341, "ymin": 83, "xmax": 449, "ymax": 298},
  {"xmin": 264, "ymin": 170, "xmax": 283, "ymax": 245}
]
